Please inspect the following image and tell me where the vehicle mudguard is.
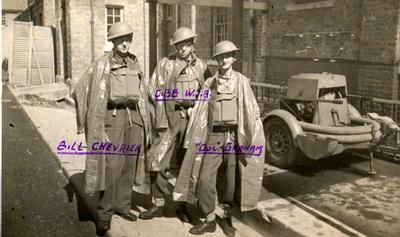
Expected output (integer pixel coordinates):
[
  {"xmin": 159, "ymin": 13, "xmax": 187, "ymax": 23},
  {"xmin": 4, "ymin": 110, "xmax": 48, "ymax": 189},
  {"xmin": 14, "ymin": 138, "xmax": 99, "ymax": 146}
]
[{"xmin": 263, "ymin": 109, "xmax": 303, "ymax": 147}]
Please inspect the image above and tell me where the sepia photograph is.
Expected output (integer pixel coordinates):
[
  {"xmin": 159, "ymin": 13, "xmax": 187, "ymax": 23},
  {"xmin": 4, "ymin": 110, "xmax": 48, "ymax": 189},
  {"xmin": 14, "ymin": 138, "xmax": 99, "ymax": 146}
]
[{"xmin": 1, "ymin": 0, "xmax": 400, "ymax": 236}]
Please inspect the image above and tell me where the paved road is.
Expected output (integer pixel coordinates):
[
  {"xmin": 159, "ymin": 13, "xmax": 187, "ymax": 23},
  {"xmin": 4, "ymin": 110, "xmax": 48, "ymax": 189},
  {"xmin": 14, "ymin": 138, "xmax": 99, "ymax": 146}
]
[
  {"xmin": 2, "ymin": 85, "xmax": 96, "ymax": 237},
  {"xmin": 263, "ymin": 154, "xmax": 400, "ymax": 237}
]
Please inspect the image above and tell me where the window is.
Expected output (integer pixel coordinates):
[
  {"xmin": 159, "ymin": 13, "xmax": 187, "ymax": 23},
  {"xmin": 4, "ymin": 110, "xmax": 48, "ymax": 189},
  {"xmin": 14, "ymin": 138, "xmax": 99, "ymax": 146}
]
[
  {"xmin": 2, "ymin": 14, "xmax": 6, "ymax": 26},
  {"xmin": 106, "ymin": 6, "xmax": 124, "ymax": 34},
  {"xmin": 213, "ymin": 8, "xmax": 229, "ymax": 45},
  {"xmin": 166, "ymin": 4, "xmax": 175, "ymax": 18},
  {"xmin": 318, "ymin": 87, "xmax": 346, "ymax": 99}
]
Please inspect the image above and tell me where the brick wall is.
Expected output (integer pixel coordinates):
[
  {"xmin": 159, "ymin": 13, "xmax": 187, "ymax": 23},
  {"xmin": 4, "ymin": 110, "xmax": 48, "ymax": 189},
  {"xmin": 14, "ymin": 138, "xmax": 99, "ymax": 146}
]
[
  {"xmin": 357, "ymin": 65, "xmax": 398, "ymax": 99},
  {"xmin": 178, "ymin": 5, "xmax": 191, "ymax": 28},
  {"xmin": 66, "ymin": 0, "xmax": 92, "ymax": 79},
  {"xmin": 65, "ymin": 0, "xmax": 148, "ymax": 80},
  {"xmin": 122, "ymin": 0, "xmax": 148, "ymax": 79},
  {"xmin": 157, "ymin": 4, "xmax": 179, "ymax": 58},
  {"xmin": 157, "ymin": 3, "xmax": 277, "ymax": 83},
  {"xmin": 396, "ymin": 5, "xmax": 400, "ymax": 63},
  {"xmin": 242, "ymin": 10, "xmax": 252, "ymax": 77},
  {"xmin": 266, "ymin": 0, "xmax": 362, "ymax": 58},
  {"xmin": 357, "ymin": 0, "xmax": 400, "ymax": 99},
  {"xmin": 156, "ymin": 5, "xmax": 211, "ymax": 63},
  {"xmin": 43, "ymin": 0, "xmax": 56, "ymax": 27},
  {"xmin": 249, "ymin": 10, "xmax": 267, "ymax": 82},
  {"xmin": 15, "ymin": 0, "xmax": 148, "ymax": 81},
  {"xmin": 194, "ymin": 6, "xmax": 213, "ymax": 61},
  {"xmin": 156, "ymin": 4, "xmax": 167, "ymax": 58},
  {"xmin": 16, "ymin": 0, "xmax": 400, "ymax": 100},
  {"xmin": 264, "ymin": 0, "xmax": 400, "ymax": 99},
  {"xmin": 265, "ymin": 0, "xmax": 363, "ymax": 86}
]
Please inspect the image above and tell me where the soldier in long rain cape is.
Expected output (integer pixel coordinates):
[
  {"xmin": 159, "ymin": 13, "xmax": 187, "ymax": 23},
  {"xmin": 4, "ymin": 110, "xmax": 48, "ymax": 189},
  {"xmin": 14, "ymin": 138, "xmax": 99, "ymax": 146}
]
[
  {"xmin": 139, "ymin": 27, "xmax": 211, "ymax": 222},
  {"xmin": 172, "ymin": 41, "xmax": 265, "ymax": 236},
  {"xmin": 73, "ymin": 22, "xmax": 153, "ymax": 236}
]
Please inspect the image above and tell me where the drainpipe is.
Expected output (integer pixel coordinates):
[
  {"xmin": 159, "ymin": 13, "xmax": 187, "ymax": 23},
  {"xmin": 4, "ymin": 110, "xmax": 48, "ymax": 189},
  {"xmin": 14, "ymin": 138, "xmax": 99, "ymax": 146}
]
[
  {"xmin": 191, "ymin": 5, "xmax": 196, "ymax": 33},
  {"xmin": 143, "ymin": 0, "xmax": 147, "ymax": 78},
  {"xmin": 232, "ymin": 0, "xmax": 243, "ymax": 72},
  {"xmin": 90, "ymin": 0, "xmax": 95, "ymax": 62},
  {"xmin": 149, "ymin": 0, "xmax": 157, "ymax": 74}
]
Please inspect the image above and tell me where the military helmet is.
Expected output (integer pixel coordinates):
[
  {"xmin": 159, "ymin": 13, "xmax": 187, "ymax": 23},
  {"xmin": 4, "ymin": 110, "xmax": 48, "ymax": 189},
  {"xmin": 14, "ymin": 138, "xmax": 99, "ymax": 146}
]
[
  {"xmin": 212, "ymin": 40, "xmax": 240, "ymax": 58},
  {"xmin": 108, "ymin": 22, "xmax": 134, "ymax": 40},
  {"xmin": 170, "ymin": 27, "xmax": 198, "ymax": 45}
]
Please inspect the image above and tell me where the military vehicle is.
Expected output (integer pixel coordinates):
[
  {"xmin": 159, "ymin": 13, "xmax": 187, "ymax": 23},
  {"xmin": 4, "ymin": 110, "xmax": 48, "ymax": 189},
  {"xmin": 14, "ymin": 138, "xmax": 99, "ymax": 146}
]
[{"xmin": 262, "ymin": 72, "xmax": 386, "ymax": 169}]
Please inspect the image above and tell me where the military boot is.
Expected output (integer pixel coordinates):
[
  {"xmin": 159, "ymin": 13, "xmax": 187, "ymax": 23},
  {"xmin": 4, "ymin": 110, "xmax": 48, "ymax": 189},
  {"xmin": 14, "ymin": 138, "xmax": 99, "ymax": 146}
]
[
  {"xmin": 175, "ymin": 204, "xmax": 193, "ymax": 223},
  {"xmin": 138, "ymin": 205, "xmax": 164, "ymax": 220},
  {"xmin": 220, "ymin": 217, "xmax": 235, "ymax": 237},
  {"xmin": 189, "ymin": 219, "xmax": 217, "ymax": 235}
]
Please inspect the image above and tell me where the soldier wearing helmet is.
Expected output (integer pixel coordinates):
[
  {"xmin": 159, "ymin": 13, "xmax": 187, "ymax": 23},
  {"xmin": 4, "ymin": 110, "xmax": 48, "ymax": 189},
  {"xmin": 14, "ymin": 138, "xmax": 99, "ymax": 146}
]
[
  {"xmin": 139, "ymin": 27, "xmax": 211, "ymax": 222},
  {"xmin": 171, "ymin": 40, "xmax": 265, "ymax": 236},
  {"xmin": 73, "ymin": 22, "xmax": 153, "ymax": 236}
]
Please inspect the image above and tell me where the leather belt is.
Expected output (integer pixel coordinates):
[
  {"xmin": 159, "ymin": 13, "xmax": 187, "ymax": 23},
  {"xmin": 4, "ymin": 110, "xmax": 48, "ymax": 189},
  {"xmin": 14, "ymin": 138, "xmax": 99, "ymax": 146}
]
[
  {"xmin": 107, "ymin": 101, "xmax": 138, "ymax": 110},
  {"xmin": 174, "ymin": 105, "xmax": 193, "ymax": 111},
  {"xmin": 212, "ymin": 126, "xmax": 237, "ymax": 133}
]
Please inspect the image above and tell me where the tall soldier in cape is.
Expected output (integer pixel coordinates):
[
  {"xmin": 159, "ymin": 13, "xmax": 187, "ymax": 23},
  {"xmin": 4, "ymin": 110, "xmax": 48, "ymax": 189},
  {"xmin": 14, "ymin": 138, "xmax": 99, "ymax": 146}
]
[
  {"xmin": 173, "ymin": 41, "xmax": 265, "ymax": 236},
  {"xmin": 73, "ymin": 22, "xmax": 153, "ymax": 236},
  {"xmin": 139, "ymin": 27, "xmax": 211, "ymax": 222}
]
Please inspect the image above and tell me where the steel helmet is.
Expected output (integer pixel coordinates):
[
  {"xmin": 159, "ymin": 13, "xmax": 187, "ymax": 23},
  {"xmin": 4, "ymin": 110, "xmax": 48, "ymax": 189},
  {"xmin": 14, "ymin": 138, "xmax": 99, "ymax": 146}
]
[
  {"xmin": 170, "ymin": 27, "xmax": 198, "ymax": 45},
  {"xmin": 212, "ymin": 40, "xmax": 240, "ymax": 58},
  {"xmin": 108, "ymin": 22, "xmax": 133, "ymax": 40}
]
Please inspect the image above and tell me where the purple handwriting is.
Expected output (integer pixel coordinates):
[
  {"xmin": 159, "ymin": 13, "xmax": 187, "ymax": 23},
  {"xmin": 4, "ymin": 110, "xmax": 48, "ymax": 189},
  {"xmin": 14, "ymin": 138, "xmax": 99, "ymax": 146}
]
[
  {"xmin": 56, "ymin": 140, "xmax": 142, "ymax": 156},
  {"xmin": 57, "ymin": 141, "xmax": 84, "ymax": 151},
  {"xmin": 195, "ymin": 142, "xmax": 263, "ymax": 156},
  {"xmin": 57, "ymin": 151, "xmax": 141, "ymax": 156},
  {"xmin": 154, "ymin": 88, "xmax": 210, "ymax": 101}
]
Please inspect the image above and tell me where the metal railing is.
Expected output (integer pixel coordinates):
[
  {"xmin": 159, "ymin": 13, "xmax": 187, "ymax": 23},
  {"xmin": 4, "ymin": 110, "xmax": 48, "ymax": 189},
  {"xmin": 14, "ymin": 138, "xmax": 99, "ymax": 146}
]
[
  {"xmin": 347, "ymin": 95, "xmax": 400, "ymax": 123},
  {"xmin": 250, "ymin": 82, "xmax": 400, "ymax": 123},
  {"xmin": 250, "ymin": 82, "xmax": 284, "ymax": 103}
]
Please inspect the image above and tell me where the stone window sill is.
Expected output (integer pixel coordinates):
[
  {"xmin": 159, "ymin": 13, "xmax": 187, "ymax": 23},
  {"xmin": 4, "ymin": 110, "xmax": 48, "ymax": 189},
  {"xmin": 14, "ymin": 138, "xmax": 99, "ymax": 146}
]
[{"xmin": 286, "ymin": 0, "xmax": 334, "ymax": 12}]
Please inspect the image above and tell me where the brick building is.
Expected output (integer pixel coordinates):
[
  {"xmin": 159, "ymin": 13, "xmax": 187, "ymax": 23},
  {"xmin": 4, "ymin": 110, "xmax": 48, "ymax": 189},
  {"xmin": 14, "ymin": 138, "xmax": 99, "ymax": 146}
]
[
  {"xmin": 157, "ymin": 0, "xmax": 400, "ymax": 100},
  {"xmin": 156, "ymin": 3, "xmax": 267, "ymax": 83},
  {"xmin": 2, "ymin": 0, "xmax": 28, "ymax": 60},
  {"xmin": 16, "ymin": 0, "xmax": 149, "ymax": 81},
  {"xmin": 10, "ymin": 0, "xmax": 400, "ymax": 99},
  {"xmin": 2, "ymin": 0, "xmax": 27, "ymax": 28}
]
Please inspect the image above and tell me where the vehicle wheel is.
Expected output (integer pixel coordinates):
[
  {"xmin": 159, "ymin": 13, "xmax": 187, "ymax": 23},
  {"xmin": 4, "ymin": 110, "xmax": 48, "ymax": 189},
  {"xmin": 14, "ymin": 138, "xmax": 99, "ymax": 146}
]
[{"xmin": 264, "ymin": 118, "xmax": 299, "ymax": 169}]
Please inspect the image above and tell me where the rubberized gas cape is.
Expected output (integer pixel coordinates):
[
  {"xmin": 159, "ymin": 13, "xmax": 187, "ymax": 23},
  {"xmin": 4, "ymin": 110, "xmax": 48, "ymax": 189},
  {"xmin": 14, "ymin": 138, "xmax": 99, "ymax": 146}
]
[
  {"xmin": 172, "ymin": 70, "xmax": 265, "ymax": 211},
  {"xmin": 146, "ymin": 53, "xmax": 210, "ymax": 171},
  {"xmin": 73, "ymin": 52, "xmax": 153, "ymax": 195}
]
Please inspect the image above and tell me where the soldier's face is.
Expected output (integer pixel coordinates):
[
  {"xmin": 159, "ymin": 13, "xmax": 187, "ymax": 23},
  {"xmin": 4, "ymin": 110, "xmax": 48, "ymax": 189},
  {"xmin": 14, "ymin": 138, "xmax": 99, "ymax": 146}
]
[
  {"xmin": 113, "ymin": 35, "xmax": 132, "ymax": 54},
  {"xmin": 175, "ymin": 40, "xmax": 194, "ymax": 59},
  {"xmin": 216, "ymin": 52, "xmax": 236, "ymax": 70}
]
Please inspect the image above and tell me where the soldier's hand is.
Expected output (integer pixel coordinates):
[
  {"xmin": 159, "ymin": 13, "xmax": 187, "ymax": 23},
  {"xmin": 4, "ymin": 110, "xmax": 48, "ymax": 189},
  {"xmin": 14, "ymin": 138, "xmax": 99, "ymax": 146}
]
[{"xmin": 188, "ymin": 108, "xmax": 193, "ymax": 118}]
